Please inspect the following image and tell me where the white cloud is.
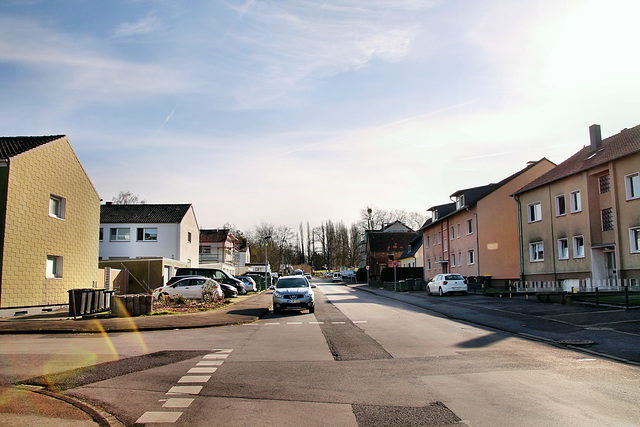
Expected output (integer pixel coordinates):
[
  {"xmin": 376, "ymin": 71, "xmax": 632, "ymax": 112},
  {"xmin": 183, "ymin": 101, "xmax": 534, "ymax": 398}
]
[{"xmin": 113, "ymin": 15, "xmax": 162, "ymax": 38}]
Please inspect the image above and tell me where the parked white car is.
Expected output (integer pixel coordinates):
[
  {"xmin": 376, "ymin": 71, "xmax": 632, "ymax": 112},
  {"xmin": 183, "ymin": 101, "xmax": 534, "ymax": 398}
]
[
  {"xmin": 427, "ymin": 274, "xmax": 468, "ymax": 296},
  {"xmin": 153, "ymin": 276, "xmax": 223, "ymax": 302}
]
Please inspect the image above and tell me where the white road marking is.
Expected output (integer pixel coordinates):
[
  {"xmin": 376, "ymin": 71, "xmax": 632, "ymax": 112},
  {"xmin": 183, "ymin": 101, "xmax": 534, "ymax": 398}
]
[
  {"xmin": 211, "ymin": 349, "xmax": 233, "ymax": 353},
  {"xmin": 265, "ymin": 322, "xmax": 280, "ymax": 325},
  {"xmin": 331, "ymin": 321, "xmax": 346, "ymax": 324},
  {"xmin": 178, "ymin": 375, "xmax": 211, "ymax": 383},
  {"xmin": 197, "ymin": 360, "xmax": 223, "ymax": 366},
  {"xmin": 136, "ymin": 411, "xmax": 182, "ymax": 423},
  {"xmin": 203, "ymin": 353, "xmax": 229, "ymax": 359},
  {"xmin": 287, "ymin": 322, "xmax": 302, "ymax": 325},
  {"xmin": 167, "ymin": 386, "xmax": 203, "ymax": 395},
  {"xmin": 162, "ymin": 398, "xmax": 195, "ymax": 408},
  {"xmin": 309, "ymin": 321, "xmax": 324, "ymax": 324},
  {"xmin": 353, "ymin": 320, "xmax": 367, "ymax": 324},
  {"xmin": 188, "ymin": 367, "xmax": 218, "ymax": 374}
]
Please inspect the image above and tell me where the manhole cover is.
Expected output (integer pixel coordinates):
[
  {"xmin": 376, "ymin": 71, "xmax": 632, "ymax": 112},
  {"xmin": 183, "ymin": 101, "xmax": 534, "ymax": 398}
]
[{"xmin": 557, "ymin": 339, "xmax": 595, "ymax": 346}]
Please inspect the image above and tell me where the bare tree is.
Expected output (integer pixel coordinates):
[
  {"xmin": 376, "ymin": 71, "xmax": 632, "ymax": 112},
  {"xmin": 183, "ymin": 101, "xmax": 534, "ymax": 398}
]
[{"xmin": 112, "ymin": 190, "xmax": 145, "ymax": 204}]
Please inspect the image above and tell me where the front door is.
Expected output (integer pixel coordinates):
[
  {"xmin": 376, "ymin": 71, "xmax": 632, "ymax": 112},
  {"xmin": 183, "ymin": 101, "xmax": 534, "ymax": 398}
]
[{"xmin": 605, "ymin": 251, "xmax": 617, "ymax": 284}]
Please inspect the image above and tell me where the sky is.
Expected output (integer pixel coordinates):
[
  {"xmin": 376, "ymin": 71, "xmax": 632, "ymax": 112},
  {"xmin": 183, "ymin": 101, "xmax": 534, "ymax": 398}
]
[{"xmin": 1, "ymin": 0, "xmax": 639, "ymax": 233}]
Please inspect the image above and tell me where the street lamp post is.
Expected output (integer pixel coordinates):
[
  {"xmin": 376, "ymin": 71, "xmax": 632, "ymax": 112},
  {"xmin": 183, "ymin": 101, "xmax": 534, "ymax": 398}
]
[{"xmin": 264, "ymin": 235, "xmax": 272, "ymax": 291}]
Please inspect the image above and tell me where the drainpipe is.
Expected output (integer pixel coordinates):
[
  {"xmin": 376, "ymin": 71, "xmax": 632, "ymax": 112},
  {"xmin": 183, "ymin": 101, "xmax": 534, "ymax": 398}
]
[{"xmin": 513, "ymin": 194, "xmax": 524, "ymax": 280}]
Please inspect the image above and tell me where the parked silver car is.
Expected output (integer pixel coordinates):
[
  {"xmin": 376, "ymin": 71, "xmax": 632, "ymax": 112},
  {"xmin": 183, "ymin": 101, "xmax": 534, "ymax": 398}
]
[
  {"xmin": 427, "ymin": 274, "xmax": 468, "ymax": 296},
  {"xmin": 272, "ymin": 276, "xmax": 316, "ymax": 314},
  {"xmin": 235, "ymin": 276, "xmax": 257, "ymax": 292}
]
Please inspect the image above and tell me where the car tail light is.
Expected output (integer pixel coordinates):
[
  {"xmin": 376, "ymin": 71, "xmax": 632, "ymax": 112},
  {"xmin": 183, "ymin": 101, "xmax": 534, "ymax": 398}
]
[
  {"xmin": 463, "ymin": 280, "xmax": 467, "ymax": 284},
  {"xmin": 443, "ymin": 281, "xmax": 448, "ymax": 285}
]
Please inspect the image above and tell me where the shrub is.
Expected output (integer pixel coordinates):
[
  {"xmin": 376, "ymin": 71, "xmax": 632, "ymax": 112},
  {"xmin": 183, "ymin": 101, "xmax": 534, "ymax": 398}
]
[{"xmin": 174, "ymin": 294, "xmax": 187, "ymax": 305}]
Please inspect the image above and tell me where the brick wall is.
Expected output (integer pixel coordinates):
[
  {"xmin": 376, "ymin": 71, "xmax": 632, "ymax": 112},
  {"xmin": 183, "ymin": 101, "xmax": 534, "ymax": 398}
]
[{"xmin": 1, "ymin": 138, "xmax": 100, "ymax": 308}]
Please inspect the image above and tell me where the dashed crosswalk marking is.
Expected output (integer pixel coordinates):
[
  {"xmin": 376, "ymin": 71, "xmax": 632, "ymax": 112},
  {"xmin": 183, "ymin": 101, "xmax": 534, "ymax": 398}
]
[
  {"xmin": 136, "ymin": 411, "xmax": 183, "ymax": 423},
  {"xmin": 161, "ymin": 398, "xmax": 195, "ymax": 408},
  {"xmin": 203, "ymin": 353, "xmax": 229, "ymax": 359},
  {"xmin": 331, "ymin": 321, "xmax": 346, "ymax": 324},
  {"xmin": 166, "ymin": 385, "xmax": 203, "ymax": 395},
  {"xmin": 188, "ymin": 367, "xmax": 218, "ymax": 374},
  {"xmin": 287, "ymin": 322, "xmax": 303, "ymax": 325},
  {"xmin": 178, "ymin": 375, "xmax": 211, "ymax": 383},
  {"xmin": 136, "ymin": 349, "xmax": 234, "ymax": 424},
  {"xmin": 265, "ymin": 322, "xmax": 280, "ymax": 325},
  {"xmin": 353, "ymin": 320, "xmax": 367, "ymax": 324},
  {"xmin": 309, "ymin": 321, "xmax": 324, "ymax": 324},
  {"xmin": 197, "ymin": 360, "xmax": 223, "ymax": 366}
]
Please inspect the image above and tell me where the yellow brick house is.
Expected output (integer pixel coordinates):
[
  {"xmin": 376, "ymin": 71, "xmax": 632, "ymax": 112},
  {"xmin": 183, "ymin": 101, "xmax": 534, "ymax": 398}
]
[{"xmin": 0, "ymin": 135, "xmax": 100, "ymax": 309}]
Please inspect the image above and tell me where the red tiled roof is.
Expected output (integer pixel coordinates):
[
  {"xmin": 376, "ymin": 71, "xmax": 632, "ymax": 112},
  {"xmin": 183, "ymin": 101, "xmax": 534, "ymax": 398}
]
[{"xmin": 514, "ymin": 125, "xmax": 640, "ymax": 194}]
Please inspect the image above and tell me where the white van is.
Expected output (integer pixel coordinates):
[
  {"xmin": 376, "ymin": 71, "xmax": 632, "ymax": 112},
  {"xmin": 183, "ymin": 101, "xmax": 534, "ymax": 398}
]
[{"xmin": 332, "ymin": 272, "xmax": 342, "ymax": 282}]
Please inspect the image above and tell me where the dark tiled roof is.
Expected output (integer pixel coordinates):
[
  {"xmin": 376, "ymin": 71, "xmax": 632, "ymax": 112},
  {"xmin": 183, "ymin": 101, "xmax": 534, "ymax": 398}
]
[
  {"xmin": 369, "ymin": 232, "xmax": 418, "ymax": 253},
  {"xmin": 399, "ymin": 234, "xmax": 423, "ymax": 259},
  {"xmin": 514, "ymin": 125, "xmax": 640, "ymax": 195},
  {"xmin": 100, "ymin": 203, "xmax": 192, "ymax": 224},
  {"xmin": 0, "ymin": 135, "xmax": 65, "ymax": 159},
  {"xmin": 200, "ymin": 229, "xmax": 234, "ymax": 243}
]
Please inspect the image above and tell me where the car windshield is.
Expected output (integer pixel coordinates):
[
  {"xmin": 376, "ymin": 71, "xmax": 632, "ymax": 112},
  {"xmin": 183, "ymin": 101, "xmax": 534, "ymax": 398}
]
[
  {"xmin": 276, "ymin": 278, "xmax": 309, "ymax": 288},
  {"xmin": 445, "ymin": 274, "xmax": 464, "ymax": 280}
]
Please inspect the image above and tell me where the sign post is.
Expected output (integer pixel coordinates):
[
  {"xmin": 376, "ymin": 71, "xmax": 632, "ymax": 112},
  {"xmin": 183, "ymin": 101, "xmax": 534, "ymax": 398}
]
[{"xmin": 392, "ymin": 260, "xmax": 398, "ymax": 292}]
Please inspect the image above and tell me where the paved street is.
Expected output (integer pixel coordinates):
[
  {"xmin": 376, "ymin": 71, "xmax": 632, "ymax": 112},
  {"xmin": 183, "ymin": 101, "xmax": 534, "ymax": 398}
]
[{"xmin": 1, "ymin": 280, "xmax": 639, "ymax": 426}]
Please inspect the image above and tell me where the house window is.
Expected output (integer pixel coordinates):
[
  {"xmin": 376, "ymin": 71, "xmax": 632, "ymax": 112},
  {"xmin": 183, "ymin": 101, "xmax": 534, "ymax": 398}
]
[
  {"xmin": 99, "ymin": 228, "xmax": 103, "ymax": 241},
  {"xmin": 529, "ymin": 242, "xmax": 544, "ymax": 262},
  {"xmin": 630, "ymin": 227, "xmax": 640, "ymax": 253},
  {"xmin": 601, "ymin": 208, "xmax": 614, "ymax": 231},
  {"xmin": 467, "ymin": 250, "xmax": 475, "ymax": 265},
  {"xmin": 599, "ymin": 174, "xmax": 610, "ymax": 194},
  {"xmin": 570, "ymin": 191, "xmax": 582, "ymax": 213},
  {"xmin": 456, "ymin": 195, "xmax": 465, "ymax": 210},
  {"xmin": 458, "ymin": 251, "xmax": 462, "ymax": 266},
  {"xmin": 457, "ymin": 223, "xmax": 461, "ymax": 238},
  {"xmin": 451, "ymin": 253, "xmax": 456, "ymax": 267},
  {"xmin": 110, "ymin": 228, "xmax": 130, "ymax": 241},
  {"xmin": 427, "ymin": 259, "xmax": 431, "ymax": 270},
  {"xmin": 437, "ymin": 232, "xmax": 441, "ymax": 245},
  {"xmin": 466, "ymin": 219, "xmax": 473, "ymax": 235},
  {"xmin": 425, "ymin": 236, "xmax": 430, "ymax": 248},
  {"xmin": 625, "ymin": 172, "xmax": 640, "ymax": 200},
  {"xmin": 528, "ymin": 202, "xmax": 542, "ymax": 223},
  {"xmin": 555, "ymin": 195, "xmax": 566, "ymax": 217},
  {"xmin": 558, "ymin": 238, "xmax": 569, "ymax": 260},
  {"xmin": 573, "ymin": 236, "xmax": 585, "ymax": 258},
  {"xmin": 450, "ymin": 227, "xmax": 455, "ymax": 240},
  {"xmin": 188, "ymin": 232, "xmax": 192, "ymax": 243},
  {"xmin": 49, "ymin": 195, "xmax": 65, "ymax": 219},
  {"xmin": 46, "ymin": 255, "xmax": 62, "ymax": 278},
  {"xmin": 137, "ymin": 227, "xmax": 158, "ymax": 241}
]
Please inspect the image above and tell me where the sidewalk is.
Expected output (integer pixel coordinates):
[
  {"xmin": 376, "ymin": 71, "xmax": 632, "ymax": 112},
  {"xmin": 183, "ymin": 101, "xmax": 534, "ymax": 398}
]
[{"xmin": 0, "ymin": 291, "xmax": 273, "ymax": 334}]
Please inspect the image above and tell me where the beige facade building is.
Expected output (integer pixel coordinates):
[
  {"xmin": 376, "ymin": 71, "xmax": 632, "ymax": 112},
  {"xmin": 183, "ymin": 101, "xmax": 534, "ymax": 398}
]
[
  {"xmin": 514, "ymin": 124, "xmax": 640, "ymax": 285},
  {"xmin": 422, "ymin": 159, "xmax": 555, "ymax": 287},
  {"xmin": 0, "ymin": 136, "xmax": 100, "ymax": 308}
]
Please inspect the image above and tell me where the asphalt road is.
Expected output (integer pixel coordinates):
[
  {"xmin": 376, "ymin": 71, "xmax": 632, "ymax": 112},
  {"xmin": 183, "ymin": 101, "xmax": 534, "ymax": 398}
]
[{"xmin": 1, "ymin": 280, "xmax": 639, "ymax": 426}]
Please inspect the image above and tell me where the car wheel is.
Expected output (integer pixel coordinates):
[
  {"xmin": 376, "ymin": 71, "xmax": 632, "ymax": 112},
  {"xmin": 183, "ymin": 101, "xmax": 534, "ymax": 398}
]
[
  {"xmin": 273, "ymin": 306, "xmax": 279, "ymax": 314},
  {"xmin": 309, "ymin": 306, "xmax": 315, "ymax": 314},
  {"xmin": 438, "ymin": 287, "xmax": 444, "ymax": 297},
  {"xmin": 426, "ymin": 287, "xmax": 432, "ymax": 296}
]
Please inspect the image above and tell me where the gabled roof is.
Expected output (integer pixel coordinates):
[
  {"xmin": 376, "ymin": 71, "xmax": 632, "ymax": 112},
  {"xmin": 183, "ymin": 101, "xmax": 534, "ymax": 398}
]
[
  {"xmin": 200, "ymin": 229, "xmax": 237, "ymax": 243},
  {"xmin": 514, "ymin": 125, "xmax": 640, "ymax": 195},
  {"xmin": 100, "ymin": 203, "xmax": 192, "ymax": 224},
  {"xmin": 399, "ymin": 234, "xmax": 423, "ymax": 260},
  {"xmin": 382, "ymin": 220, "xmax": 414, "ymax": 232},
  {"xmin": 0, "ymin": 135, "xmax": 65, "ymax": 159},
  {"xmin": 368, "ymin": 232, "xmax": 418, "ymax": 253}
]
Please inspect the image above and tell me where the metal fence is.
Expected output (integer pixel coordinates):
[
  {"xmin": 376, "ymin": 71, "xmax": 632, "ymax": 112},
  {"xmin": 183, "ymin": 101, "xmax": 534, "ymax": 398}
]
[{"xmin": 512, "ymin": 278, "xmax": 639, "ymax": 293}]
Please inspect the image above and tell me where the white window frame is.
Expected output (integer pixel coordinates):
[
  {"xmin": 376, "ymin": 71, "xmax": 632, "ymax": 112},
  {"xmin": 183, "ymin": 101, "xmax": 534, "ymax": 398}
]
[
  {"xmin": 46, "ymin": 255, "xmax": 63, "ymax": 278},
  {"xmin": 450, "ymin": 227, "xmax": 455, "ymax": 240},
  {"xmin": 573, "ymin": 235, "xmax": 585, "ymax": 259},
  {"xmin": 457, "ymin": 223, "xmax": 461, "ymax": 238},
  {"xmin": 570, "ymin": 190, "xmax": 582, "ymax": 213},
  {"xmin": 451, "ymin": 253, "xmax": 456, "ymax": 267},
  {"xmin": 558, "ymin": 238, "xmax": 569, "ymax": 260},
  {"xmin": 49, "ymin": 194, "xmax": 65, "ymax": 219},
  {"xmin": 555, "ymin": 194, "xmax": 566, "ymax": 217},
  {"xmin": 625, "ymin": 172, "xmax": 640, "ymax": 200},
  {"xmin": 467, "ymin": 249, "xmax": 475, "ymax": 265},
  {"xmin": 630, "ymin": 227, "xmax": 640, "ymax": 254},
  {"xmin": 529, "ymin": 241, "xmax": 544, "ymax": 262},
  {"xmin": 427, "ymin": 259, "xmax": 431, "ymax": 270},
  {"xmin": 110, "ymin": 228, "xmax": 130, "ymax": 241},
  {"xmin": 425, "ymin": 236, "xmax": 430, "ymax": 248},
  {"xmin": 466, "ymin": 219, "xmax": 473, "ymax": 235},
  {"xmin": 99, "ymin": 228, "xmax": 104, "ymax": 241},
  {"xmin": 528, "ymin": 202, "xmax": 542, "ymax": 223}
]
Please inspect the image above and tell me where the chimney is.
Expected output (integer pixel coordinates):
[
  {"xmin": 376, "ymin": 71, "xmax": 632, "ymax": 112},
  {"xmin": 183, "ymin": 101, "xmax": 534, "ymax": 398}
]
[{"xmin": 589, "ymin": 124, "xmax": 602, "ymax": 151}]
